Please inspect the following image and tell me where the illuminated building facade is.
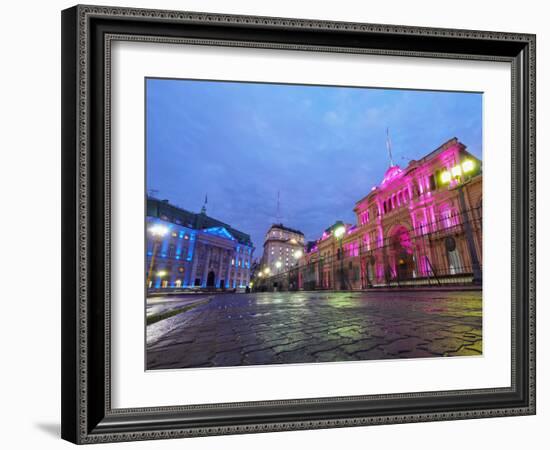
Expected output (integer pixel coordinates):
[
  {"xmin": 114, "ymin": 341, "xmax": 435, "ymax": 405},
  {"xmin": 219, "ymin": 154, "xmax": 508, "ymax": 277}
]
[
  {"xmin": 295, "ymin": 137, "xmax": 482, "ymax": 290},
  {"xmin": 260, "ymin": 224, "xmax": 305, "ymax": 276},
  {"xmin": 146, "ymin": 198, "xmax": 254, "ymax": 290}
]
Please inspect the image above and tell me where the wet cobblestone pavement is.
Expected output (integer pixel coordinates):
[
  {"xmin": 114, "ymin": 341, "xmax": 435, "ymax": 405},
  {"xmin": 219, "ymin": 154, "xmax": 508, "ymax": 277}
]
[{"xmin": 146, "ymin": 290, "xmax": 482, "ymax": 369}]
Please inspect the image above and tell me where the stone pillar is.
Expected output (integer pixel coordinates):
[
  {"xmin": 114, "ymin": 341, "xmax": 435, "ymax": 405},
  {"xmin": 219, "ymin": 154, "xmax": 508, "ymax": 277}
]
[
  {"xmin": 189, "ymin": 243, "xmax": 200, "ymax": 286},
  {"xmin": 202, "ymin": 246, "xmax": 212, "ymax": 287},
  {"xmin": 244, "ymin": 254, "xmax": 249, "ymax": 286},
  {"xmin": 216, "ymin": 248, "xmax": 224, "ymax": 287},
  {"xmin": 225, "ymin": 249, "xmax": 232, "ymax": 288}
]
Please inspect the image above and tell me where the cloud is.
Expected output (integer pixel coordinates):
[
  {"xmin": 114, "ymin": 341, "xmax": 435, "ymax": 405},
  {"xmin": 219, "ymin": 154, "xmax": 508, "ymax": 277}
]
[{"xmin": 147, "ymin": 79, "xmax": 482, "ymax": 252}]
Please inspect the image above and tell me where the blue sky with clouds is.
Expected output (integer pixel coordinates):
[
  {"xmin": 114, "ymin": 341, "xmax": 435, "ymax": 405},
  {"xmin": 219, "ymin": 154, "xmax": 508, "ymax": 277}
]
[{"xmin": 146, "ymin": 78, "xmax": 482, "ymax": 257}]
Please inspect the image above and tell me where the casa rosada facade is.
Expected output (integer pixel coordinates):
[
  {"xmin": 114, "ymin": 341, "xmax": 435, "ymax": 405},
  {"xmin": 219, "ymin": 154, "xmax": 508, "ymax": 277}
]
[{"xmin": 296, "ymin": 137, "xmax": 482, "ymax": 289}]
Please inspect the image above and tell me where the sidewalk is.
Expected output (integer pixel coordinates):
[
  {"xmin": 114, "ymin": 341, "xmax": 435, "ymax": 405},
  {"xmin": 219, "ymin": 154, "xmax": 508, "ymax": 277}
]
[{"xmin": 146, "ymin": 296, "xmax": 212, "ymax": 325}]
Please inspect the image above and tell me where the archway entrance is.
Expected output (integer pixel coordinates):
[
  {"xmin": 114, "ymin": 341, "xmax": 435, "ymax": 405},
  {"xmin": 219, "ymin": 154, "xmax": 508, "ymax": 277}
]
[
  {"xmin": 206, "ymin": 271, "xmax": 216, "ymax": 287},
  {"xmin": 390, "ymin": 225, "xmax": 414, "ymax": 280}
]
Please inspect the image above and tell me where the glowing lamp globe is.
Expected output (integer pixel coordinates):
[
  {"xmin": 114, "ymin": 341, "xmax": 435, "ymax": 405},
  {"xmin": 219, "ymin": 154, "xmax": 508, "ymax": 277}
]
[
  {"xmin": 462, "ymin": 159, "xmax": 475, "ymax": 173},
  {"xmin": 440, "ymin": 170, "xmax": 452, "ymax": 184},
  {"xmin": 334, "ymin": 226, "xmax": 346, "ymax": 239},
  {"xmin": 149, "ymin": 224, "xmax": 169, "ymax": 237}
]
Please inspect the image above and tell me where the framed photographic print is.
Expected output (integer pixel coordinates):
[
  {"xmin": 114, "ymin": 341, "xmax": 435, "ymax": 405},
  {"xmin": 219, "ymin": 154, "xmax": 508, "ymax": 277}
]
[{"xmin": 61, "ymin": 5, "xmax": 536, "ymax": 444}]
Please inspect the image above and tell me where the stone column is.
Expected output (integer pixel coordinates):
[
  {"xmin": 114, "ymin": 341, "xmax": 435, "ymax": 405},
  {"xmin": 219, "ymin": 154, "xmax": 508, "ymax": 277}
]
[
  {"xmin": 202, "ymin": 246, "xmax": 212, "ymax": 287},
  {"xmin": 189, "ymin": 243, "xmax": 200, "ymax": 286},
  {"xmin": 225, "ymin": 249, "xmax": 232, "ymax": 288},
  {"xmin": 216, "ymin": 248, "xmax": 224, "ymax": 287}
]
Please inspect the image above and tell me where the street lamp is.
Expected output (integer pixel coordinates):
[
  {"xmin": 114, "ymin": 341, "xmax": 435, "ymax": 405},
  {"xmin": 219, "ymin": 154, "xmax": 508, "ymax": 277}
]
[
  {"xmin": 334, "ymin": 225, "xmax": 346, "ymax": 290},
  {"xmin": 334, "ymin": 225, "xmax": 346, "ymax": 239},
  {"xmin": 440, "ymin": 160, "xmax": 482, "ymax": 285},
  {"xmin": 291, "ymin": 249, "xmax": 304, "ymax": 291},
  {"xmin": 146, "ymin": 223, "xmax": 168, "ymax": 289},
  {"xmin": 156, "ymin": 270, "xmax": 167, "ymax": 289}
]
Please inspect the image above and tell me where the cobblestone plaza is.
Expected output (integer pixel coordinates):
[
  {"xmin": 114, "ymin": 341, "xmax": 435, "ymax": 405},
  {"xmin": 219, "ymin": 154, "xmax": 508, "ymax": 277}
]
[{"xmin": 146, "ymin": 290, "xmax": 482, "ymax": 370}]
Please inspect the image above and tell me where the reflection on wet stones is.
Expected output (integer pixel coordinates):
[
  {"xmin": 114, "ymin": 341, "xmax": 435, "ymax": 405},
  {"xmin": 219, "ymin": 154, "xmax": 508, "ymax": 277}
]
[{"xmin": 146, "ymin": 290, "xmax": 482, "ymax": 369}]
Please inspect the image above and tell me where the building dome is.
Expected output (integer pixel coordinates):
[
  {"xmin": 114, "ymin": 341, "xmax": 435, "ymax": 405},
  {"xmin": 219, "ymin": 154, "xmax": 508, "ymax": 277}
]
[{"xmin": 381, "ymin": 165, "xmax": 403, "ymax": 185}]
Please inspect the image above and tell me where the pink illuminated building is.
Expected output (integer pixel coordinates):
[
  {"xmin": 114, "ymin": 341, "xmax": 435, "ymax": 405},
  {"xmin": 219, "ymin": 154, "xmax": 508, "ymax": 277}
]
[{"xmin": 297, "ymin": 137, "xmax": 482, "ymax": 289}]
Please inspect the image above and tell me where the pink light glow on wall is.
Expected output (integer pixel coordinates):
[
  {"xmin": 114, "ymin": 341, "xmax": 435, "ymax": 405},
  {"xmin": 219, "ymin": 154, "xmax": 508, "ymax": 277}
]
[
  {"xmin": 307, "ymin": 139, "xmax": 477, "ymax": 269},
  {"xmin": 347, "ymin": 225, "xmax": 358, "ymax": 235},
  {"xmin": 363, "ymin": 234, "xmax": 371, "ymax": 251},
  {"xmin": 381, "ymin": 165, "xmax": 403, "ymax": 186},
  {"xmin": 307, "ymin": 245, "xmax": 318, "ymax": 254},
  {"xmin": 344, "ymin": 242, "xmax": 359, "ymax": 257}
]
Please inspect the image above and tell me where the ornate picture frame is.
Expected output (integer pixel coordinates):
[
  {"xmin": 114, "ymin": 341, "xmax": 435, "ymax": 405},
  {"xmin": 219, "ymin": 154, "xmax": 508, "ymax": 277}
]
[{"xmin": 61, "ymin": 5, "xmax": 535, "ymax": 444}]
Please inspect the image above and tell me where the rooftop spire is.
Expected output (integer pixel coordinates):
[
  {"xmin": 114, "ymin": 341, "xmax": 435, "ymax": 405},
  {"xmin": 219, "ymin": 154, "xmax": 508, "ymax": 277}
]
[
  {"xmin": 386, "ymin": 128, "xmax": 395, "ymax": 167},
  {"xmin": 200, "ymin": 193, "xmax": 208, "ymax": 214}
]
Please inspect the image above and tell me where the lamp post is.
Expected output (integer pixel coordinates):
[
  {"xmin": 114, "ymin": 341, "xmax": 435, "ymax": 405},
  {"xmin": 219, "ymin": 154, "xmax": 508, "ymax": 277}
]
[
  {"xmin": 440, "ymin": 160, "xmax": 482, "ymax": 285},
  {"xmin": 146, "ymin": 224, "xmax": 168, "ymax": 289},
  {"xmin": 334, "ymin": 225, "xmax": 346, "ymax": 290}
]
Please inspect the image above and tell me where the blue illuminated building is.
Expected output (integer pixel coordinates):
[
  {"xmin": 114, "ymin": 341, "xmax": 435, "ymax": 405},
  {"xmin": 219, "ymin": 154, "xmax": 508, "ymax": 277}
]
[{"xmin": 146, "ymin": 197, "xmax": 254, "ymax": 290}]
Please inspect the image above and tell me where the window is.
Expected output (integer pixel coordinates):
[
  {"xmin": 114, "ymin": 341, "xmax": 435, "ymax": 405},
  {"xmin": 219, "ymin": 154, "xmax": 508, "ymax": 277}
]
[
  {"xmin": 429, "ymin": 174, "xmax": 437, "ymax": 191},
  {"xmin": 441, "ymin": 207, "xmax": 459, "ymax": 229},
  {"xmin": 363, "ymin": 234, "xmax": 370, "ymax": 251},
  {"xmin": 447, "ymin": 246, "xmax": 462, "ymax": 275}
]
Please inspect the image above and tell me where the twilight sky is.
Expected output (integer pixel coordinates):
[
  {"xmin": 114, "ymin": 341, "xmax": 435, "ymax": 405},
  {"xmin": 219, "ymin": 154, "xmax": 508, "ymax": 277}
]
[{"xmin": 146, "ymin": 78, "xmax": 482, "ymax": 258}]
